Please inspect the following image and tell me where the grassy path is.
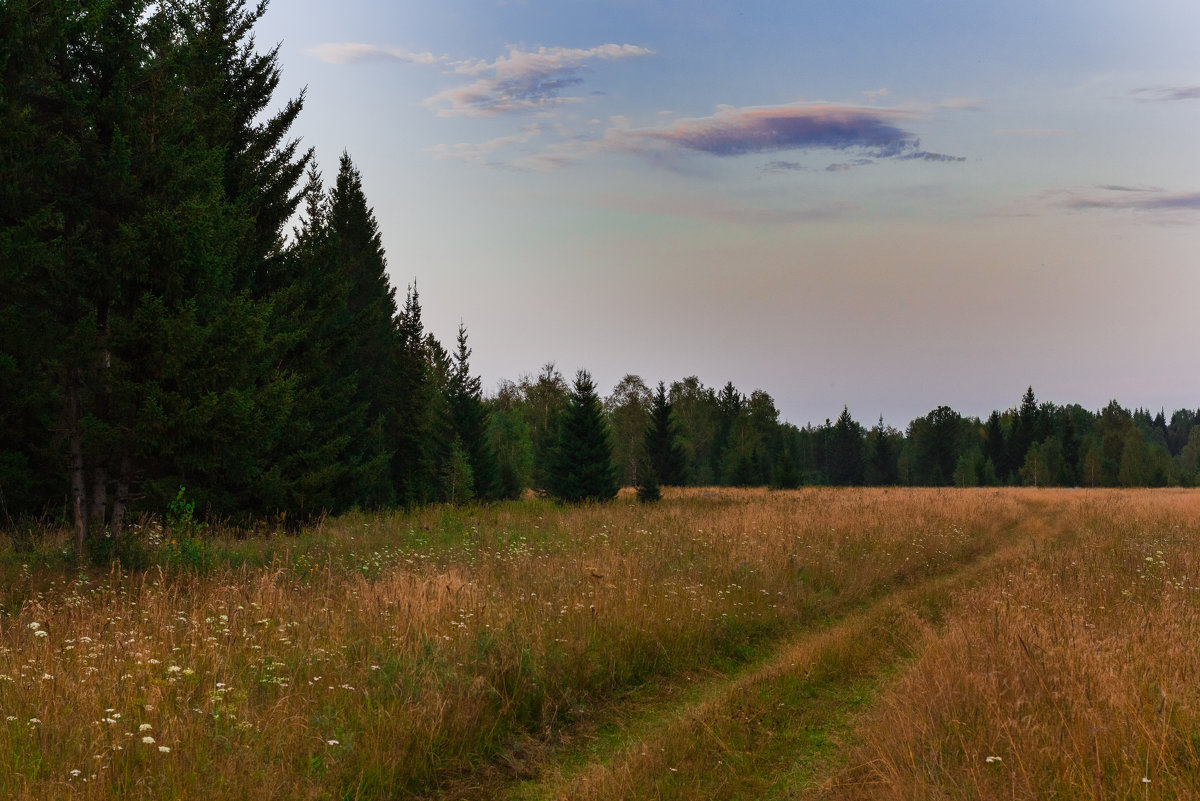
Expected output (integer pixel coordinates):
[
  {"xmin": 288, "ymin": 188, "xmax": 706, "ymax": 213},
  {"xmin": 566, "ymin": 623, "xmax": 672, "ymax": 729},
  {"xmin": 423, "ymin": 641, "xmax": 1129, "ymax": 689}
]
[
  {"xmin": 440, "ymin": 495, "xmax": 1069, "ymax": 801},
  {"xmin": 420, "ymin": 494, "xmax": 1060, "ymax": 801}
]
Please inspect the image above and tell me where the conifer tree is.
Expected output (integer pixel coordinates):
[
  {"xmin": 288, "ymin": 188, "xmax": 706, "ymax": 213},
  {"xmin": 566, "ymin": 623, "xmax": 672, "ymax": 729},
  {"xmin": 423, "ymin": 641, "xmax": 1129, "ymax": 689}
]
[
  {"xmin": 392, "ymin": 285, "xmax": 436, "ymax": 505},
  {"xmin": 546, "ymin": 370, "xmax": 618, "ymax": 503},
  {"xmin": 644, "ymin": 381, "xmax": 688, "ymax": 486},
  {"xmin": 635, "ymin": 465, "xmax": 662, "ymax": 502},
  {"xmin": 448, "ymin": 324, "xmax": 502, "ymax": 501}
]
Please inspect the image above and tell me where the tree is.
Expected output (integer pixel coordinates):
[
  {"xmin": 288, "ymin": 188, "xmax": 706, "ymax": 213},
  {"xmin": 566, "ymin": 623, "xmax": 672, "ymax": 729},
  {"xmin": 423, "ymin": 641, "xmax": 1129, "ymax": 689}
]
[
  {"xmin": 828, "ymin": 406, "xmax": 865, "ymax": 485},
  {"xmin": 864, "ymin": 418, "xmax": 900, "ymax": 485},
  {"xmin": 486, "ymin": 395, "xmax": 534, "ymax": 500},
  {"xmin": 604, "ymin": 375, "xmax": 652, "ymax": 487},
  {"xmin": 546, "ymin": 371, "xmax": 618, "ymax": 503},
  {"xmin": 448, "ymin": 324, "xmax": 501, "ymax": 501},
  {"xmin": 643, "ymin": 381, "xmax": 688, "ymax": 486},
  {"xmin": 635, "ymin": 465, "xmax": 661, "ymax": 503},
  {"xmin": 669, "ymin": 377, "xmax": 719, "ymax": 485},
  {"xmin": 391, "ymin": 285, "xmax": 435, "ymax": 505},
  {"xmin": 521, "ymin": 363, "xmax": 569, "ymax": 493},
  {"xmin": 910, "ymin": 405, "xmax": 962, "ymax": 486},
  {"xmin": 0, "ymin": 0, "xmax": 312, "ymax": 551}
]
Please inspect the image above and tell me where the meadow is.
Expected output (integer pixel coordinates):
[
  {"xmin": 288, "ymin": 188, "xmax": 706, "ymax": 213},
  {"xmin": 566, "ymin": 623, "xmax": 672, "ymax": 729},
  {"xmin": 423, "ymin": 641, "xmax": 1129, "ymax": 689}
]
[{"xmin": 0, "ymin": 488, "xmax": 1196, "ymax": 800}]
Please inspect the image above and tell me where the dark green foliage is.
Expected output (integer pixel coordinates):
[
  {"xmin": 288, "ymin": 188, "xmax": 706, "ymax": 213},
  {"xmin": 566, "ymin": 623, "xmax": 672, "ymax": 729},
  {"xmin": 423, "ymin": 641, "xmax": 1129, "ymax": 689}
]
[
  {"xmin": 521, "ymin": 363, "xmax": 570, "ymax": 493},
  {"xmin": 448, "ymin": 324, "xmax": 501, "ymax": 502},
  {"xmin": 864, "ymin": 419, "xmax": 900, "ymax": 485},
  {"xmin": 644, "ymin": 382, "xmax": 688, "ymax": 486},
  {"xmin": 546, "ymin": 371, "xmax": 618, "ymax": 503},
  {"xmin": 486, "ymin": 400, "xmax": 535, "ymax": 500},
  {"xmin": 909, "ymin": 406, "xmax": 962, "ymax": 486},
  {"xmin": 635, "ymin": 465, "xmax": 661, "ymax": 503},
  {"xmin": 769, "ymin": 448, "xmax": 800, "ymax": 489},
  {"xmin": 828, "ymin": 406, "xmax": 865, "ymax": 486},
  {"xmin": 391, "ymin": 286, "xmax": 436, "ymax": 506}
]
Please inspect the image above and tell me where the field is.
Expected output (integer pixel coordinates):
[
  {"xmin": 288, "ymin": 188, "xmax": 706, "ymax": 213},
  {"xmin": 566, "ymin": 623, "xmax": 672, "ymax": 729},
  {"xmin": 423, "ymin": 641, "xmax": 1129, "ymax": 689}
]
[{"xmin": 0, "ymin": 488, "xmax": 1197, "ymax": 799}]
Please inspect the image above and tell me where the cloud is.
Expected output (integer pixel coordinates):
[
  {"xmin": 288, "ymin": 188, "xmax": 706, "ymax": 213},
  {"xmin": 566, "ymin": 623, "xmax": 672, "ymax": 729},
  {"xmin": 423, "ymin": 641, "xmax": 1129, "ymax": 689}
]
[
  {"xmin": 1131, "ymin": 85, "xmax": 1200, "ymax": 102},
  {"xmin": 825, "ymin": 158, "xmax": 875, "ymax": 172},
  {"xmin": 761, "ymin": 160, "xmax": 806, "ymax": 173},
  {"xmin": 308, "ymin": 43, "xmax": 439, "ymax": 65},
  {"xmin": 424, "ymin": 44, "xmax": 653, "ymax": 117},
  {"xmin": 605, "ymin": 103, "xmax": 964, "ymax": 164},
  {"xmin": 1045, "ymin": 185, "xmax": 1200, "ymax": 220},
  {"xmin": 427, "ymin": 125, "xmax": 544, "ymax": 166}
]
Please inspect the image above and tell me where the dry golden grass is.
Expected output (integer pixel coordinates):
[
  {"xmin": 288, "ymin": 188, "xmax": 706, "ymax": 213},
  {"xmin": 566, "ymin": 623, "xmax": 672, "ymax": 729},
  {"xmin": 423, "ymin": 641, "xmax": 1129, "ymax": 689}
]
[
  {"xmin": 0, "ymin": 488, "xmax": 1023, "ymax": 800},
  {"xmin": 825, "ymin": 490, "xmax": 1200, "ymax": 801},
  {"xmin": 9, "ymin": 489, "xmax": 1192, "ymax": 800}
]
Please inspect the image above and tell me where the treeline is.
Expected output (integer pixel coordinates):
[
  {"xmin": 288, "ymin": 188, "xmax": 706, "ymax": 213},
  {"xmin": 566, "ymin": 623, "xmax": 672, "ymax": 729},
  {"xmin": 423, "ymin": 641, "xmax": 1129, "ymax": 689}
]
[
  {"xmin": 0, "ymin": 0, "xmax": 506, "ymax": 553},
  {"xmin": 488, "ymin": 377, "xmax": 1200, "ymax": 494}
]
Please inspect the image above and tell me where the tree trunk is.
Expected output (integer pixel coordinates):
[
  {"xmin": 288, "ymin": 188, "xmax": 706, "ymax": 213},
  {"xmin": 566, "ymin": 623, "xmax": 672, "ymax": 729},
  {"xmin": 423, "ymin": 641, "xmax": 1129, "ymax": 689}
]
[
  {"xmin": 67, "ymin": 375, "xmax": 90, "ymax": 556},
  {"xmin": 111, "ymin": 453, "xmax": 132, "ymax": 542}
]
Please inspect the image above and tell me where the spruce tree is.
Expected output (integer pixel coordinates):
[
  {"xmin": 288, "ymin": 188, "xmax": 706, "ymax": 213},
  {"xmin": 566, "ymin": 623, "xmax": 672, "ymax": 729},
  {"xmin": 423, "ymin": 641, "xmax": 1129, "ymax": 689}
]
[
  {"xmin": 392, "ymin": 285, "xmax": 436, "ymax": 505},
  {"xmin": 448, "ymin": 324, "xmax": 502, "ymax": 501},
  {"xmin": 546, "ymin": 370, "xmax": 618, "ymax": 503},
  {"xmin": 643, "ymin": 381, "xmax": 688, "ymax": 486}
]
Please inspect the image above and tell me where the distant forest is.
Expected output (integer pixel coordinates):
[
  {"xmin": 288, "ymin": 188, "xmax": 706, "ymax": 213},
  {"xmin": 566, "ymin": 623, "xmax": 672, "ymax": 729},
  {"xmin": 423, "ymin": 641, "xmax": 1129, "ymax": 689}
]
[{"xmin": 3, "ymin": 1, "xmax": 1198, "ymax": 556}]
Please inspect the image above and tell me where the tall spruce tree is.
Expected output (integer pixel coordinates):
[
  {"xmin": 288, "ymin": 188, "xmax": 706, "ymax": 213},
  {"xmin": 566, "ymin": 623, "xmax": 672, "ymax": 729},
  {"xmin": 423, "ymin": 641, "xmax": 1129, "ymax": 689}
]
[
  {"xmin": 392, "ymin": 285, "xmax": 436, "ymax": 505},
  {"xmin": 448, "ymin": 324, "xmax": 501, "ymax": 501},
  {"xmin": 644, "ymin": 381, "xmax": 688, "ymax": 486},
  {"xmin": 546, "ymin": 370, "xmax": 618, "ymax": 503}
]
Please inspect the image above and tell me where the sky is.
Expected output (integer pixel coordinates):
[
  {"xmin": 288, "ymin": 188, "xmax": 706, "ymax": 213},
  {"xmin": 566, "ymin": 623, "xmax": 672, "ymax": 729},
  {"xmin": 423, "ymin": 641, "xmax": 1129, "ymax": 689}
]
[{"xmin": 253, "ymin": 0, "xmax": 1200, "ymax": 428}]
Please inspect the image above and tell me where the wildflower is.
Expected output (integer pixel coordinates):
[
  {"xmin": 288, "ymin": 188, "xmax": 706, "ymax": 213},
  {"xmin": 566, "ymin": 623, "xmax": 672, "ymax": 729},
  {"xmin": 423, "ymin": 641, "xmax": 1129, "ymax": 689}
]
[
  {"xmin": 327, "ymin": 739, "xmax": 339, "ymax": 746},
  {"xmin": 70, "ymin": 769, "xmax": 81, "ymax": 777},
  {"xmin": 35, "ymin": 630, "xmax": 48, "ymax": 639},
  {"xmin": 142, "ymin": 736, "xmax": 155, "ymax": 744},
  {"xmin": 1143, "ymin": 778, "xmax": 1151, "ymax": 784},
  {"xmin": 139, "ymin": 723, "xmax": 152, "ymax": 731},
  {"xmin": 985, "ymin": 755, "xmax": 1002, "ymax": 763},
  {"xmin": 158, "ymin": 746, "xmax": 170, "ymax": 753},
  {"xmin": 168, "ymin": 666, "xmax": 182, "ymax": 673},
  {"xmin": 29, "ymin": 718, "xmax": 40, "ymax": 724},
  {"xmin": 27, "ymin": 622, "xmax": 39, "ymax": 631}
]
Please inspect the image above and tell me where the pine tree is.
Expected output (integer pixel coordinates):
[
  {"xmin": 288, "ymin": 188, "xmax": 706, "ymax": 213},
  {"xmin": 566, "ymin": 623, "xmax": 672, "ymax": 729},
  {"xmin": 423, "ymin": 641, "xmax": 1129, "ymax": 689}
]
[
  {"xmin": 643, "ymin": 381, "xmax": 688, "ymax": 486},
  {"xmin": 546, "ymin": 370, "xmax": 618, "ymax": 503}
]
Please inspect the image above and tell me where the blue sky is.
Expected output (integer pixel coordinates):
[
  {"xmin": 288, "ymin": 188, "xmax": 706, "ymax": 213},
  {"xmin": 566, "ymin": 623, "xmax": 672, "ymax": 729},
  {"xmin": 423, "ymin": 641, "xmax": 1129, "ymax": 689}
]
[{"xmin": 255, "ymin": 0, "xmax": 1200, "ymax": 426}]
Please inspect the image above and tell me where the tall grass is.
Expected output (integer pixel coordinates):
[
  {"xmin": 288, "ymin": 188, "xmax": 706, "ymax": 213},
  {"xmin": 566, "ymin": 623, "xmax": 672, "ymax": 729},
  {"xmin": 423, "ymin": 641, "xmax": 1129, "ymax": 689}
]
[
  {"xmin": 0, "ymin": 488, "xmax": 1022, "ymax": 800},
  {"xmin": 826, "ymin": 490, "xmax": 1200, "ymax": 800}
]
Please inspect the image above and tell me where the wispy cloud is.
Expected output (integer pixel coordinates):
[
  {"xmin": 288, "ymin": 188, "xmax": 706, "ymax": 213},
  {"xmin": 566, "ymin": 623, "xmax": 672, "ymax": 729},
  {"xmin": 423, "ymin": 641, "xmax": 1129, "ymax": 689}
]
[
  {"xmin": 427, "ymin": 125, "xmax": 544, "ymax": 166},
  {"xmin": 1131, "ymin": 85, "xmax": 1200, "ymax": 102},
  {"xmin": 426, "ymin": 44, "xmax": 653, "ymax": 117},
  {"xmin": 1043, "ymin": 185, "xmax": 1200, "ymax": 222},
  {"xmin": 607, "ymin": 103, "xmax": 964, "ymax": 163},
  {"xmin": 311, "ymin": 41, "xmax": 653, "ymax": 117},
  {"xmin": 308, "ymin": 43, "xmax": 440, "ymax": 65}
]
